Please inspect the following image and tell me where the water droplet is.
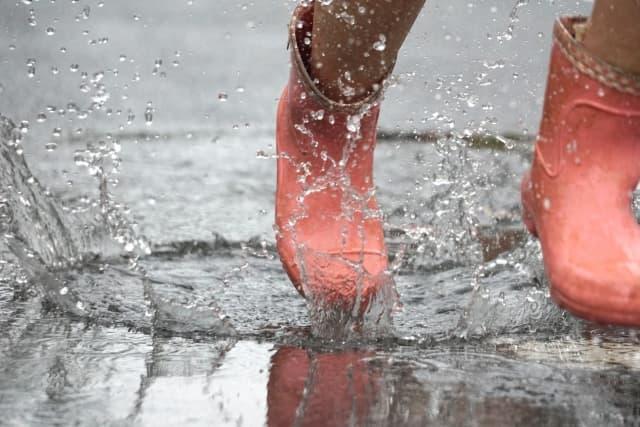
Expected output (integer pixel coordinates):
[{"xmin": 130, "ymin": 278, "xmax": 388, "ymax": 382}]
[
  {"xmin": 597, "ymin": 88, "xmax": 605, "ymax": 97},
  {"xmin": 543, "ymin": 198, "xmax": 551, "ymax": 211},
  {"xmin": 26, "ymin": 58, "xmax": 36, "ymax": 78},
  {"xmin": 19, "ymin": 121, "xmax": 29, "ymax": 134},
  {"xmin": 482, "ymin": 59, "xmax": 505, "ymax": 70},
  {"xmin": 373, "ymin": 34, "xmax": 387, "ymax": 52},
  {"xmin": 45, "ymin": 142, "xmax": 58, "ymax": 151},
  {"xmin": 152, "ymin": 58, "xmax": 163, "ymax": 76},
  {"xmin": 311, "ymin": 109, "xmax": 325, "ymax": 120},
  {"xmin": 92, "ymin": 71, "xmax": 104, "ymax": 83},
  {"xmin": 76, "ymin": 300, "xmax": 85, "ymax": 311},
  {"xmin": 27, "ymin": 9, "xmax": 37, "ymax": 27},
  {"xmin": 218, "ymin": 92, "xmax": 228, "ymax": 102},
  {"xmin": 346, "ymin": 115, "xmax": 361, "ymax": 133},
  {"xmin": 36, "ymin": 113, "xmax": 47, "ymax": 123},
  {"xmin": 52, "ymin": 127, "xmax": 62, "ymax": 138},
  {"xmin": 46, "ymin": 27, "xmax": 55, "ymax": 36},
  {"xmin": 70, "ymin": 63, "xmax": 79, "ymax": 72},
  {"xmin": 144, "ymin": 102, "xmax": 153, "ymax": 126},
  {"xmin": 465, "ymin": 95, "xmax": 479, "ymax": 108}
]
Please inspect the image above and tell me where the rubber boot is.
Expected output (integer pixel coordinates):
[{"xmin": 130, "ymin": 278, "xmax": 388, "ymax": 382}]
[
  {"xmin": 275, "ymin": 2, "xmax": 392, "ymax": 312},
  {"xmin": 521, "ymin": 17, "xmax": 640, "ymax": 326}
]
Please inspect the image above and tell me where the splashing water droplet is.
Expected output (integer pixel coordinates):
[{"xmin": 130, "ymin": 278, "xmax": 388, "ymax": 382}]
[
  {"xmin": 19, "ymin": 121, "xmax": 29, "ymax": 135},
  {"xmin": 144, "ymin": 102, "xmax": 153, "ymax": 126},
  {"xmin": 27, "ymin": 9, "xmax": 37, "ymax": 27},
  {"xmin": 152, "ymin": 58, "xmax": 163, "ymax": 76},
  {"xmin": 59, "ymin": 286, "xmax": 68, "ymax": 295},
  {"xmin": 346, "ymin": 115, "xmax": 361, "ymax": 133},
  {"xmin": 26, "ymin": 58, "xmax": 36, "ymax": 78},
  {"xmin": 373, "ymin": 34, "xmax": 387, "ymax": 52}
]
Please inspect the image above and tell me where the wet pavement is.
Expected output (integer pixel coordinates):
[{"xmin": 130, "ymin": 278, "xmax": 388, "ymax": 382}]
[{"xmin": 3, "ymin": 1, "xmax": 640, "ymax": 427}]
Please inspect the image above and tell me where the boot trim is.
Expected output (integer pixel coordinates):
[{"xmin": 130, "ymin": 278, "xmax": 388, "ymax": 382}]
[
  {"xmin": 288, "ymin": 2, "xmax": 389, "ymax": 113},
  {"xmin": 555, "ymin": 17, "xmax": 640, "ymax": 96}
]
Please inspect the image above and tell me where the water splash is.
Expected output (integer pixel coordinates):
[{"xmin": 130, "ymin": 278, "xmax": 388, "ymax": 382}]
[
  {"xmin": 1, "ymin": 115, "xmax": 233, "ymax": 335},
  {"xmin": 306, "ymin": 271, "xmax": 398, "ymax": 340},
  {"xmin": 393, "ymin": 134, "xmax": 485, "ymax": 272},
  {"xmin": 1, "ymin": 115, "xmax": 83, "ymax": 268},
  {"xmin": 496, "ymin": 0, "xmax": 530, "ymax": 43},
  {"xmin": 456, "ymin": 237, "xmax": 575, "ymax": 340}
]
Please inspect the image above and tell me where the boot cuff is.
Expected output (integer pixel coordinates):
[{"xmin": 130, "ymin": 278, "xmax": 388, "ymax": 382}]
[
  {"xmin": 288, "ymin": 2, "xmax": 388, "ymax": 113},
  {"xmin": 555, "ymin": 17, "xmax": 640, "ymax": 96}
]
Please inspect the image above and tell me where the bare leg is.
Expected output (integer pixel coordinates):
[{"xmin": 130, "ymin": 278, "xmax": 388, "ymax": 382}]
[
  {"xmin": 582, "ymin": 0, "xmax": 640, "ymax": 74},
  {"xmin": 311, "ymin": 0, "xmax": 426, "ymax": 103}
]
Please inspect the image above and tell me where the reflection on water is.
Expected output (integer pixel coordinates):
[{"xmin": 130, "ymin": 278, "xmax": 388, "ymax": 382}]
[
  {"xmin": 266, "ymin": 342, "xmax": 640, "ymax": 427},
  {"xmin": 267, "ymin": 347, "xmax": 388, "ymax": 426}
]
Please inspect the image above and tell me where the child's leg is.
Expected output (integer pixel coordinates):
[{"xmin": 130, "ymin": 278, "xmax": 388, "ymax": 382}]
[
  {"xmin": 582, "ymin": 0, "xmax": 640, "ymax": 74},
  {"xmin": 311, "ymin": 0, "xmax": 425, "ymax": 102}
]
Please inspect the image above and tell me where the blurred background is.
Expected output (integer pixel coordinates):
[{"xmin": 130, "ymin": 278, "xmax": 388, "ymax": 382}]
[{"xmin": 1, "ymin": 0, "xmax": 593, "ymax": 140}]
